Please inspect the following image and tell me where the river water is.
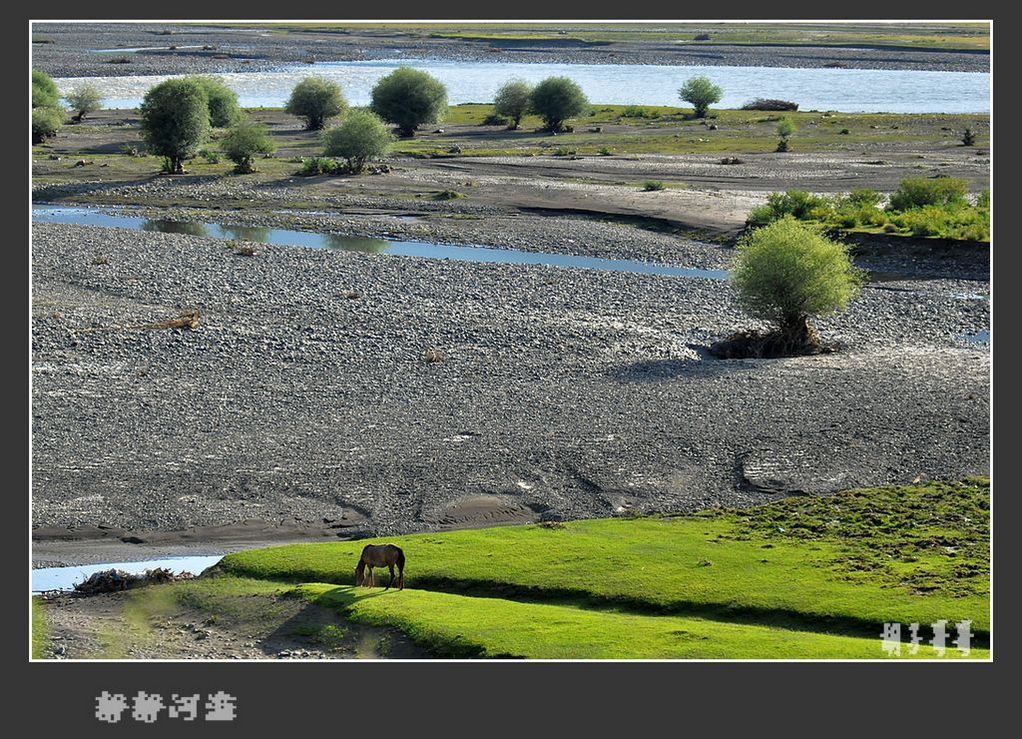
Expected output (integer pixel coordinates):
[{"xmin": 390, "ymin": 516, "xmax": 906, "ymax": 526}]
[
  {"xmin": 31, "ymin": 205, "xmax": 730, "ymax": 280},
  {"xmin": 55, "ymin": 58, "xmax": 990, "ymax": 113}
]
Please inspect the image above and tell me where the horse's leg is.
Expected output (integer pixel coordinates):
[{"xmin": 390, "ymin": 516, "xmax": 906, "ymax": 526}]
[
  {"xmin": 398, "ymin": 564, "xmax": 404, "ymax": 590},
  {"xmin": 386, "ymin": 564, "xmax": 395, "ymax": 590}
]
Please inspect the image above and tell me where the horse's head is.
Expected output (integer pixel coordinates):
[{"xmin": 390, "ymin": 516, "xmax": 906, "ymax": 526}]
[{"xmin": 354, "ymin": 562, "xmax": 365, "ymax": 586}]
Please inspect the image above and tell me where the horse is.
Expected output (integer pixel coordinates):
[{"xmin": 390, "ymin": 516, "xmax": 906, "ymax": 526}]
[{"xmin": 354, "ymin": 543, "xmax": 405, "ymax": 590}]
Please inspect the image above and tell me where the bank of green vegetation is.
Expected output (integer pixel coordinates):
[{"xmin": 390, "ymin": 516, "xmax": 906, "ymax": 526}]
[
  {"xmin": 747, "ymin": 178, "xmax": 990, "ymax": 241},
  {"xmin": 208, "ymin": 478, "xmax": 989, "ymax": 659},
  {"xmin": 32, "ymin": 479, "xmax": 988, "ymax": 659}
]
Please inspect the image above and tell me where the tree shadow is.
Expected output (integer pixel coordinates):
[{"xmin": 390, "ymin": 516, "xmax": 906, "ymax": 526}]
[
  {"xmin": 258, "ymin": 589, "xmax": 430, "ymax": 659},
  {"xmin": 611, "ymin": 347, "xmax": 763, "ymax": 383}
]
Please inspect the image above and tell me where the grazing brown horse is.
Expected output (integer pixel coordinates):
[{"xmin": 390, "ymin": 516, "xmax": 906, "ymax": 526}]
[{"xmin": 355, "ymin": 544, "xmax": 405, "ymax": 590}]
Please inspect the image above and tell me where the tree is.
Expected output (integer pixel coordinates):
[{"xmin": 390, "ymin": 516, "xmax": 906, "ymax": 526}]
[
  {"xmin": 186, "ymin": 76, "xmax": 240, "ymax": 128},
  {"xmin": 493, "ymin": 79, "xmax": 532, "ymax": 130},
  {"xmin": 678, "ymin": 76, "xmax": 723, "ymax": 118},
  {"xmin": 731, "ymin": 216, "xmax": 862, "ymax": 348},
  {"xmin": 776, "ymin": 117, "xmax": 796, "ymax": 152},
  {"xmin": 32, "ymin": 69, "xmax": 59, "ymax": 109},
  {"xmin": 528, "ymin": 76, "xmax": 588, "ymax": 132},
  {"xmin": 285, "ymin": 77, "xmax": 346, "ymax": 131},
  {"xmin": 322, "ymin": 109, "xmax": 393, "ymax": 173},
  {"xmin": 32, "ymin": 106, "xmax": 64, "ymax": 144},
  {"xmin": 220, "ymin": 116, "xmax": 276, "ymax": 173},
  {"xmin": 65, "ymin": 82, "xmax": 103, "ymax": 121},
  {"xmin": 370, "ymin": 67, "xmax": 448, "ymax": 137},
  {"xmin": 139, "ymin": 78, "xmax": 210, "ymax": 174}
]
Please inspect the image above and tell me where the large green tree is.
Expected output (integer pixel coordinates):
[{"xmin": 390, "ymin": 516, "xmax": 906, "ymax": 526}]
[
  {"xmin": 65, "ymin": 82, "xmax": 104, "ymax": 121},
  {"xmin": 322, "ymin": 109, "xmax": 393, "ymax": 173},
  {"xmin": 185, "ymin": 76, "xmax": 240, "ymax": 128},
  {"xmin": 528, "ymin": 77, "xmax": 588, "ymax": 132},
  {"xmin": 285, "ymin": 77, "xmax": 346, "ymax": 131},
  {"xmin": 139, "ymin": 78, "xmax": 210, "ymax": 174},
  {"xmin": 32, "ymin": 69, "xmax": 60, "ymax": 109},
  {"xmin": 221, "ymin": 116, "xmax": 276, "ymax": 173},
  {"xmin": 731, "ymin": 216, "xmax": 863, "ymax": 347},
  {"xmin": 678, "ymin": 76, "xmax": 723, "ymax": 118},
  {"xmin": 493, "ymin": 79, "xmax": 532, "ymax": 130},
  {"xmin": 370, "ymin": 67, "xmax": 448, "ymax": 137}
]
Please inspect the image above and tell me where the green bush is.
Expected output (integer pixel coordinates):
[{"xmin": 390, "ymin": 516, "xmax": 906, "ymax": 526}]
[
  {"xmin": 482, "ymin": 113, "xmax": 508, "ymax": 126},
  {"xmin": 185, "ymin": 76, "xmax": 241, "ymax": 128},
  {"xmin": 198, "ymin": 148, "xmax": 221, "ymax": 164},
  {"xmin": 678, "ymin": 76, "xmax": 723, "ymax": 118},
  {"xmin": 889, "ymin": 205, "xmax": 989, "ymax": 241},
  {"xmin": 887, "ymin": 177, "xmax": 967, "ymax": 211},
  {"xmin": 732, "ymin": 216, "xmax": 863, "ymax": 344},
  {"xmin": 962, "ymin": 128, "xmax": 976, "ymax": 146},
  {"xmin": 642, "ymin": 180, "xmax": 666, "ymax": 191},
  {"xmin": 322, "ymin": 109, "xmax": 393, "ymax": 173},
  {"xmin": 493, "ymin": 79, "xmax": 532, "ymax": 130},
  {"xmin": 32, "ymin": 106, "xmax": 64, "ymax": 144},
  {"xmin": 139, "ymin": 78, "xmax": 211, "ymax": 174},
  {"xmin": 220, "ymin": 117, "xmax": 276, "ymax": 173},
  {"xmin": 286, "ymin": 77, "xmax": 347, "ymax": 131},
  {"xmin": 747, "ymin": 190, "xmax": 832, "ymax": 227},
  {"xmin": 370, "ymin": 67, "xmax": 448, "ymax": 137},
  {"xmin": 64, "ymin": 82, "xmax": 103, "ymax": 121},
  {"xmin": 529, "ymin": 77, "xmax": 589, "ymax": 132},
  {"xmin": 32, "ymin": 69, "xmax": 59, "ymax": 109},
  {"xmin": 299, "ymin": 157, "xmax": 338, "ymax": 176}
]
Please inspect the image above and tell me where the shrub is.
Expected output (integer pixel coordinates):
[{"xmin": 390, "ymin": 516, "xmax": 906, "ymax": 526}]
[
  {"xmin": 776, "ymin": 117, "xmax": 796, "ymax": 151},
  {"xmin": 678, "ymin": 76, "xmax": 723, "ymax": 118},
  {"xmin": 529, "ymin": 76, "xmax": 589, "ymax": 132},
  {"xmin": 839, "ymin": 128, "xmax": 850, "ymax": 135},
  {"xmin": 322, "ymin": 109, "xmax": 393, "ymax": 173},
  {"xmin": 32, "ymin": 106, "xmax": 64, "ymax": 144},
  {"xmin": 622, "ymin": 105, "xmax": 649, "ymax": 118},
  {"xmin": 493, "ymin": 79, "xmax": 532, "ymax": 130},
  {"xmin": 434, "ymin": 190, "xmax": 464, "ymax": 200},
  {"xmin": 299, "ymin": 157, "xmax": 338, "ymax": 176},
  {"xmin": 285, "ymin": 76, "xmax": 347, "ymax": 131},
  {"xmin": 482, "ymin": 113, "xmax": 508, "ymax": 126},
  {"xmin": 887, "ymin": 177, "xmax": 968, "ymax": 211},
  {"xmin": 370, "ymin": 67, "xmax": 448, "ymax": 137},
  {"xmin": 693, "ymin": 33, "xmax": 711, "ymax": 41},
  {"xmin": 642, "ymin": 180, "xmax": 666, "ymax": 191},
  {"xmin": 741, "ymin": 98, "xmax": 799, "ymax": 111},
  {"xmin": 746, "ymin": 190, "xmax": 832, "ymax": 226},
  {"xmin": 139, "ymin": 78, "xmax": 211, "ymax": 174},
  {"xmin": 32, "ymin": 69, "xmax": 60, "ymax": 109},
  {"xmin": 185, "ymin": 76, "xmax": 240, "ymax": 128},
  {"xmin": 962, "ymin": 128, "xmax": 976, "ymax": 146},
  {"xmin": 220, "ymin": 116, "xmax": 276, "ymax": 173},
  {"xmin": 598, "ymin": 146, "xmax": 614, "ymax": 156},
  {"xmin": 198, "ymin": 148, "xmax": 221, "ymax": 164},
  {"xmin": 732, "ymin": 216, "xmax": 863, "ymax": 346},
  {"xmin": 64, "ymin": 82, "xmax": 103, "ymax": 121}
]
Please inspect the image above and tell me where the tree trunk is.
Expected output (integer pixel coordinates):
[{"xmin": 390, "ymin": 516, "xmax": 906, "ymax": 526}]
[{"xmin": 781, "ymin": 314, "xmax": 820, "ymax": 350}]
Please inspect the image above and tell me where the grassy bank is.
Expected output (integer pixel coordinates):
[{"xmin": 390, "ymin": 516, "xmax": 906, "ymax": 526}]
[
  {"xmin": 211, "ymin": 479, "xmax": 990, "ymax": 658},
  {"xmin": 31, "ymin": 596, "xmax": 48, "ymax": 659},
  {"xmin": 37, "ymin": 479, "xmax": 989, "ymax": 659},
  {"xmin": 230, "ymin": 23, "xmax": 990, "ymax": 52}
]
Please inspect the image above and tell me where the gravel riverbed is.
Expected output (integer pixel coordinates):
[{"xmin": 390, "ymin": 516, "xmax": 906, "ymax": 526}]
[
  {"xmin": 31, "ymin": 23, "xmax": 990, "ymax": 78},
  {"xmin": 31, "ymin": 222, "xmax": 989, "ymax": 543}
]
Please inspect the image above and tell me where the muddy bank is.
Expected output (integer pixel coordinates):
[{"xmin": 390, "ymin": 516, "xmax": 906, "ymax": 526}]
[
  {"xmin": 32, "ymin": 23, "xmax": 989, "ymax": 78},
  {"xmin": 32, "ymin": 221, "xmax": 989, "ymax": 546}
]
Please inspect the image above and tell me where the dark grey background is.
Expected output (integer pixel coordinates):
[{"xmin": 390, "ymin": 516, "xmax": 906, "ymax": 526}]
[{"xmin": 11, "ymin": 1, "xmax": 1009, "ymax": 733}]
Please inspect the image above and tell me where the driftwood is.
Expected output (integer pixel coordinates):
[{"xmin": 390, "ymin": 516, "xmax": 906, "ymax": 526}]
[
  {"xmin": 74, "ymin": 567, "xmax": 189, "ymax": 595},
  {"xmin": 81, "ymin": 309, "xmax": 201, "ymax": 333}
]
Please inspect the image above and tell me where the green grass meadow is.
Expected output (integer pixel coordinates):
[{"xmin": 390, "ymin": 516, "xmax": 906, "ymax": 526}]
[{"xmin": 210, "ymin": 478, "xmax": 989, "ymax": 659}]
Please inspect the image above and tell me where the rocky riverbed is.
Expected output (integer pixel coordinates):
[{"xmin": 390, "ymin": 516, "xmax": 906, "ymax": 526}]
[
  {"xmin": 31, "ymin": 221, "xmax": 989, "ymax": 553},
  {"xmin": 31, "ymin": 23, "xmax": 990, "ymax": 78}
]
